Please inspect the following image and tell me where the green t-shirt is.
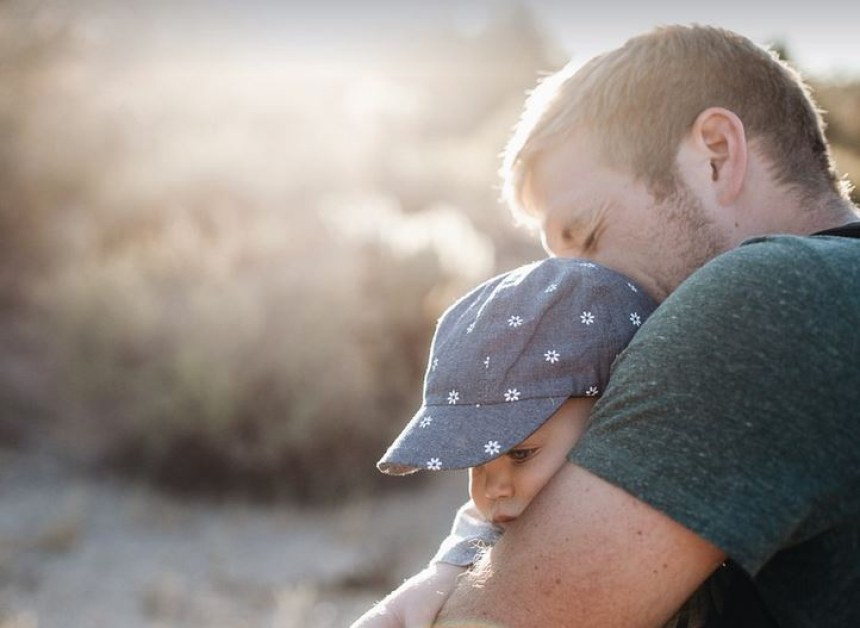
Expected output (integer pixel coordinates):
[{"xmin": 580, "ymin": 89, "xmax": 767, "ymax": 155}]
[{"xmin": 571, "ymin": 232, "xmax": 860, "ymax": 628}]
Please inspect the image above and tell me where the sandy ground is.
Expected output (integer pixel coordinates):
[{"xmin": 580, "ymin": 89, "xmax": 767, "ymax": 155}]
[{"xmin": 0, "ymin": 447, "xmax": 468, "ymax": 628}]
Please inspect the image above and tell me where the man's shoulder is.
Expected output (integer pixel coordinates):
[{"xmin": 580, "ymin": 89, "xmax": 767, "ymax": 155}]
[
  {"xmin": 721, "ymin": 229, "xmax": 858, "ymax": 270},
  {"xmin": 671, "ymin": 228, "xmax": 860, "ymax": 309},
  {"xmin": 737, "ymin": 225, "xmax": 860, "ymax": 266},
  {"xmin": 631, "ymin": 227, "xmax": 860, "ymax": 354}
]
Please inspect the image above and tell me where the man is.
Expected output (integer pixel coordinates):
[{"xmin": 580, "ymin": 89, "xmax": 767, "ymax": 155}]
[{"xmin": 435, "ymin": 24, "xmax": 860, "ymax": 627}]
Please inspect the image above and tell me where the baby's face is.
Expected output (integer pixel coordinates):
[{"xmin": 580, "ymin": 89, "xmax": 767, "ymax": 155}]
[{"xmin": 469, "ymin": 397, "xmax": 595, "ymax": 526}]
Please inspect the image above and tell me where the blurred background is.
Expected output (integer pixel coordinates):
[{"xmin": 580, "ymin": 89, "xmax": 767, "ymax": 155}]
[{"xmin": 1, "ymin": 1, "xmax": 859, "ymax": 626}]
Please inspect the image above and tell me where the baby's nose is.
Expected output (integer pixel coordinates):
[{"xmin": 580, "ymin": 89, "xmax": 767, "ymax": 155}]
[{"xmin": 484, "ymin": 469, "xmax": 513, "ymax": 500}]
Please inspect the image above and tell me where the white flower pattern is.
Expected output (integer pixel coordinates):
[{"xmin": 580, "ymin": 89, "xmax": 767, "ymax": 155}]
[
  {"xmin": 484, "ymin": 440, "xmax": 501, "ymax": 456},
  {"xmin": 426, "ymin": 458, "xmax": 442, "ymax": 470},
  {"xmin": 483, "ymin": 356, "xmax": 490, "ymax": 369},
  {"xmin": 580, "ymin": 311, "xmax": 595, "ymax": 325},
  {"xmin": 630, "ymin": 312, "xmax": 642, "ymax": 326},
  {"xmin": 545, "ymin": 283, "xmax": 558, "ymax": 293},
  {"xmin": 544, "ymin": 349, "xmax": 560, "ymax": 363},
  {"xmin": 447, "ymin": 390, "xmax": 460, "ymax": 405},
  {"xmin": 585, "ymin": 385, "xmax": 599, "ymax": 397},
  {"xmin": 508, "ymin": 315, "xmax": 524, "ymax": 328},
  {"xmin": 627, "ymin": 282, "xmax": 638, "ymax": 292},
  {"xmin": 504, "ymin": 388, "xmax": 520, "ymax": 402},
  {"xmin": 420, "ymin": 416, "xmax": 433, "ymax": 428}
]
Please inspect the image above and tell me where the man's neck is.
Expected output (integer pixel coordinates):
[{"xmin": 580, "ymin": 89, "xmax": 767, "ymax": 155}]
[
  {"xmin": 803, "ymin": 197, "xmax": 860, "ymax": 234},
  {"xmin": 753, "ymin": 191, "xmax": 859, "ymax": 239}
]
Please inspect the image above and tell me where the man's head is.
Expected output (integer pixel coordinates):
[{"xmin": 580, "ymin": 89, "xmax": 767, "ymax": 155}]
[
  {"xmin": 376, "ymin": 257, "xmax": 656, "ymax": 476},
  {"xmin": 502, "ymin": 25, "xmax": 856, "ymax": 300}
]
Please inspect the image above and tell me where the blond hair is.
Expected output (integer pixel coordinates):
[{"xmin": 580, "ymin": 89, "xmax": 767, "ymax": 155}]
[{"xmin": 502, "ymin": 24, "xmax": 848, "ymax": 223}]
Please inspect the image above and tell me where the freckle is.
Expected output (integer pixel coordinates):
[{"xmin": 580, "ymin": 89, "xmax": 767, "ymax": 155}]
[
  {"xmin": 533, "ymin": 565, "xmax": 539, "ymax": 571},
  {"xmin": 652, "ymin": 569, "xmax": 658, "ymax": 575},
  {"xmin": 662, "ymin": 563, "xmax": 668, "ymax": 569},
  {"xmin": 555, "ymin": 578, "xmax": 561, "ymax": 585},
  {"xmin": 636, "ymin": 530, "xmax": 643, "ymax": 536}
]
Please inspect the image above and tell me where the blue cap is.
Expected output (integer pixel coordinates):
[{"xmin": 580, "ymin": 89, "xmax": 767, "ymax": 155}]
[{"xmin": 377, "ymin": 257, "xmax": 657, "ymax": 475}]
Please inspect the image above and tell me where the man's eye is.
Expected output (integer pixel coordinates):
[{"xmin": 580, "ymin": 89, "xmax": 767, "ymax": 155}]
[{"xmin": 508, "ymin": 448, "xmax": 538, "ymax": 463}]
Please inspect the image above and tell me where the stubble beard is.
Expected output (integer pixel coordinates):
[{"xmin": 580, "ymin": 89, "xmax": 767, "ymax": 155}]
[{"xmin": 653, "ymin": 182, "xmax": 732, "ymax": 296}]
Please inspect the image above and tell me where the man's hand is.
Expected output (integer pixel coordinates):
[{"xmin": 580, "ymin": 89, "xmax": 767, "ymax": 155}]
[
  {"xmin": 435, "ymin": 463, "xmax": 725, "ymax": 627},
  {"xmin": 352, "ymin": 562, "xmax": 466, "ymax": 628}
]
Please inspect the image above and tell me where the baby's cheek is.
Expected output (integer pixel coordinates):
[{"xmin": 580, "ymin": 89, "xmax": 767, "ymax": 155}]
[{"xmin": 468, "ymin": 475, "xmax": 490, "ymax": 519}]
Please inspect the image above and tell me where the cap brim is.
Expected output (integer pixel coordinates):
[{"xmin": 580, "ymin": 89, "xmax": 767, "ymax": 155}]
[{"xmin": 377, "ymin": 396, "xmax": 568, "ymax": 475}]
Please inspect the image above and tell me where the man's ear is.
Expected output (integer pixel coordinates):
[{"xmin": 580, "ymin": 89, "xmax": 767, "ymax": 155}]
[{"xmin": 689, "ymin": 107, "xmax": 747, "ymax": 205}]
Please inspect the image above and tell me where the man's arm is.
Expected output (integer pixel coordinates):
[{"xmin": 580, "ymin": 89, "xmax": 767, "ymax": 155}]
[{"xmin": 435, "ymin": 463, "xmax": 725, "ymax": 627}]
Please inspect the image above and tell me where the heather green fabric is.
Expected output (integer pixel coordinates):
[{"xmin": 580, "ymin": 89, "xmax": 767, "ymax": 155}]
[{"xmin": 571, "ymin": 232, "xmax": 860, "ymax": 628}]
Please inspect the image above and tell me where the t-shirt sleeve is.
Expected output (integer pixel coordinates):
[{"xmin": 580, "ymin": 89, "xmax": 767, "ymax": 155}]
[
  {"xmin": 431, "ymin": 500, "xmax": 504, "ymax": 567},
  {"xmin": 569, "ymin": 236, "xmax": 860, "ymax": 575}
]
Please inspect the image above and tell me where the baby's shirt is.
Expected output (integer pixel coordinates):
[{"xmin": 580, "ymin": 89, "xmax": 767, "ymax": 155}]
[{"xmin": 431, "ymin": 500, "xmax": 503, "ymax": 567}]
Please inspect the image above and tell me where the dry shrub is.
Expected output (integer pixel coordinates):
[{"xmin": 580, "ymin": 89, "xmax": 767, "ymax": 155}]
[
  {"xmin": 4, "ymin": 2, "xmax": 552, "ymax": 502},
  {"xmin": 37, "ymin": 193, "xmax": 484, "ymax": 502}
]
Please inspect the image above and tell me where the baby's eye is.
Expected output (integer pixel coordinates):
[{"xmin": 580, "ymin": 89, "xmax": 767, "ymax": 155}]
[{"xmin": 507, "ymin": 448, "xmax": 538, "ymax": 463}]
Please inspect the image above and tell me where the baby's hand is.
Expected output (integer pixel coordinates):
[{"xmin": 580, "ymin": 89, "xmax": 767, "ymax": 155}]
[{"xmin": 350, "ymin": 562, "xmax": 466, "ymax": 628}]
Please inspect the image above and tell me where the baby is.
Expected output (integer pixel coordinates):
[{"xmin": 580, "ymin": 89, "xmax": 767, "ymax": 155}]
[{"xmin": 352, "ymin": 257, "xmax": 658, "ymax": 626}]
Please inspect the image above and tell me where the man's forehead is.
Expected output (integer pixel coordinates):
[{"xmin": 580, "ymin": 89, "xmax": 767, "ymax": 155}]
[
  {"xmin": 522, "ymin": 137, "xmax": 614, "ymax": 217},
  {"xmin": 522, "ymin": 161, "xmax": 609, "ymax": 230}
]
